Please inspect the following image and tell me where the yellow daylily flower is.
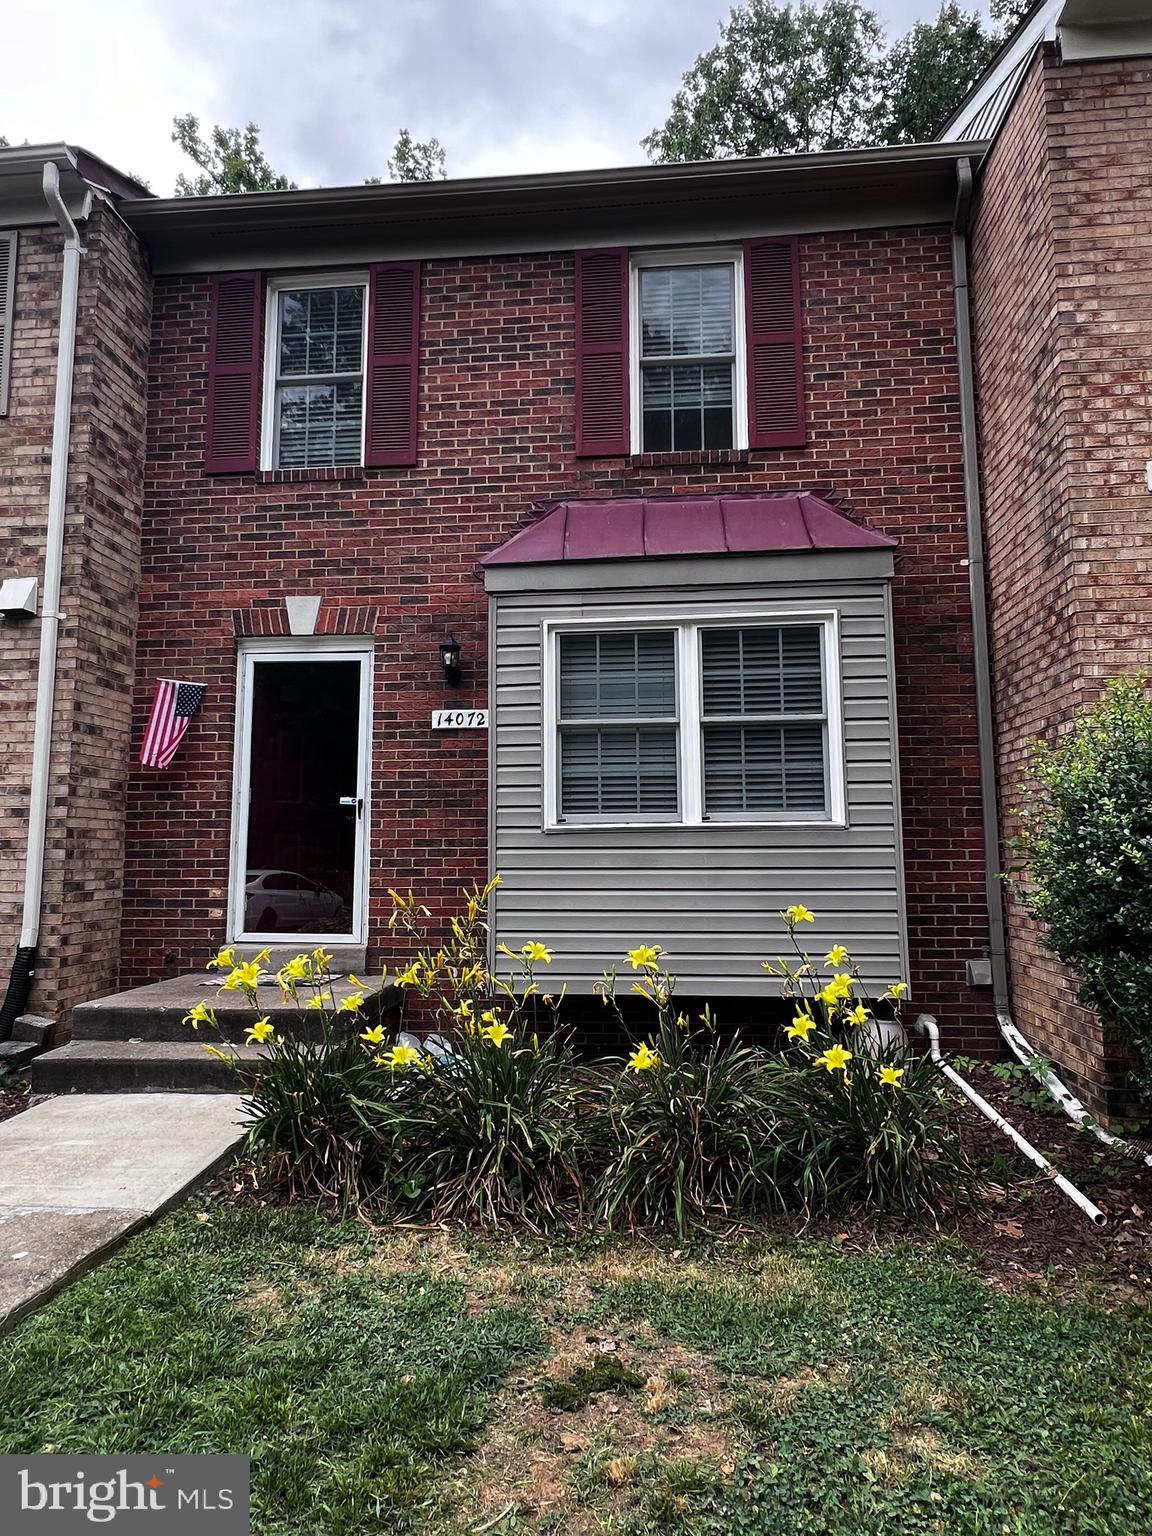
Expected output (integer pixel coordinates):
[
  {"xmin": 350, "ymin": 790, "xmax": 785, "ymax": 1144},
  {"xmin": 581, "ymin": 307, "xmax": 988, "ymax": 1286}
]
[
  {"xmin": 626, "ymin": 944, "xmax": 663, "ymax": 971},
  {"xmin": 817, "ymin": 974, "xmax": 854, "ymax": 1007},
  {"xmin": 201, "ymin": 1044, "xmax": 233, "ymax": 1063},
  {"xmin": 784, "ymin": 905, "xmax": 815, "ymax": 925},
  {"xmin": 221, "ymin": 960, "xmax": 262, "ymax": 993},
  {"xmin": 384, "ymin": 1043, "xmax": 422, "ymax": 1069},
  {"xmin": 521, "ymin": 941, "xmax": 553, "ymax": 964},
  {"xmin": 346, "ymin": 974, "xmax": 365, "ymax": 989},
  {"xmin": 847, "ymin": 1003, "xmax": 871, "ymax": 1026},
  {"xmin": 305, "ymin": 995, "xmax": 327, "ymax": 1010},
  {"xmin": 396, "ymin": 963, "xmax": 422, "ymax": 988},
  {"xmin": 183, "ymin": 1001, "xmax": 213, "ymax": 1030},
  {"xmin": 337, "ymin": 993, "xmax": 365, "ymax": 1013},
  {"xmin": 360, "ymin": 1024, "xmax": 386, "ymax": 1046},
  {"xmin": 825, "ymin": 944, "xmax": 851, "ymax": 967},
  {"xmin": 627, "ymin": 1042, "xmax": 661, "ymax": 1072},
  {"xmin": 480, "ymin": 1010, "xmax": 500, "ymax": 1025},
  {"xmin": 312, "ymin": 947, "xmax": 334, "ymax": 970},
  {"xmin": 814, "ymin": 1044, "xmax": 853, "ymax": 1074},
  {"xmin": 481, "ymin": 1020, "xmax": 511, "ymax": 1048},
  {"xmin": 245, "ymin": 1018, "xmax": 275, "ymax": 1044},
  {"xmin": 786, "ymin": 1014, "xmax": 817, "ymax": 1042},
  {"xmin": 254, "ymin": 947, "xmax": 272, "ymax": 965},
  {"xmin": 372, "ymin": 1054, "xmax": 388, "ymax": 1067},
  {"xmin": 879, "ymin": 1065, "xmax": 905, "ymax": 1088},
  {"xmin": 282, "ymin": 955, "xmax": 311, "ymax": 981},
  {"xmin": 207, "ymin": 945, "xmax": 236, "ymax": 971},
  {"xmin": 885, "ymin": 982, "xmax": 908, "ymax": 1000}
]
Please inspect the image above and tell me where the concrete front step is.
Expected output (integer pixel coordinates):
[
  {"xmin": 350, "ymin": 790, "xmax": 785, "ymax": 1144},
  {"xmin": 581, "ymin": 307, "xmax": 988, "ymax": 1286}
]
[
  {"xmin": 71, "ymin": 973, "xmax": 402, "ymax": 1042},
  {"xmin": 30, "ymin": 1041, "xmax": 268, "ymax": 1094}
]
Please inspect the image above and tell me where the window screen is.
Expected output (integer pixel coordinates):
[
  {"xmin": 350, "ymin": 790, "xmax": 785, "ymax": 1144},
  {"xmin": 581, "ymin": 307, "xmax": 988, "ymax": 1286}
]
[
  {"xmin": 274, "ymin": 285, "xmax": 365, "ymax": 469},
  {"xmin": 557, "ymin": 631, "xmax": 678, "ymax": 819},
  {"xmin": 700, "ymin": 625, "xmax": 827, "ymax": 815},
  {"xmin": 639, "ymin": 264, "xmax": 735, "ymax": 452}
]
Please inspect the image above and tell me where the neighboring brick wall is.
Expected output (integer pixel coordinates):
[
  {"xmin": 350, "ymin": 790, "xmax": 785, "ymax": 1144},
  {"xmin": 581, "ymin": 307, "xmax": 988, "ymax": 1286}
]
[
  {"xmin": 0, "ymin": 204, "xmax": 151, "ymax": 1025},
  {"xmin": 971, "ymin": 48, "xmax": 1152, "ymax": 1114},
  {"xmin": 127, "ymin": 225, "xmax": 997, "ymax": 1050}
]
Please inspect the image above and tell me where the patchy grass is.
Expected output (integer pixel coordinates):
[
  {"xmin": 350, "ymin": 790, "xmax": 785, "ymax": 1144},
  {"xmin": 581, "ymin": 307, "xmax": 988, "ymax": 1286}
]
[{"xmin": 0, "ymin": 1205, "xmax": 1150, "ymax": 1534}]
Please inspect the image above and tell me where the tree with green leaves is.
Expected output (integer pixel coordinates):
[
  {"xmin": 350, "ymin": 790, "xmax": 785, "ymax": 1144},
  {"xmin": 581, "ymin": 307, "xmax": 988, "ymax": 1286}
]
[
  {"xmin": 877, "ymin": 3, "xmax": 1001, "ymax": 145},
  {"xmin": 172, "ymin": 115, "xmax": 295, "ymax": 196},
  {"xmin": 645, "ymin": 0, "xmax": 1023, "ymax": 162},
  {"xmin": 386, "ymin": 129, "xmax": 447, "ymax": 182}
]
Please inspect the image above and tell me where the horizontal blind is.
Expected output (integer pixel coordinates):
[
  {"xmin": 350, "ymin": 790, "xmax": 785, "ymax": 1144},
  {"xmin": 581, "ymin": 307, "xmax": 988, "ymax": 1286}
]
[
  {"xmin": 701, "ymin": 625, "xmax": 827, "ymax": 816},
  {"xmin": 559, "ymin": 630, "xmax": 675, "ymax": 719},
  {"xmin": 703, "ymin": 722, "xmax": 825, "ymax": 813},
  {"xmin": 701, "ymin": 625, "xmax": 822, "ymax": 715},
  {"xmin": 558, "ymin": 630, "xmax": 678, "ymax": 819},
  {"xmin": 560, "ymin": 726, "xmax": 679, "ymax": 818}
]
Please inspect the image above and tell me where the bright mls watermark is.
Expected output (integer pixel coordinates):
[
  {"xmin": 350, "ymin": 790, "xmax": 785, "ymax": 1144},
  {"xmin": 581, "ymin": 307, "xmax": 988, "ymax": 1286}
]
[{"xmin": 0, "ymin": 1455, "xmax": 249, "ymax": 1532}]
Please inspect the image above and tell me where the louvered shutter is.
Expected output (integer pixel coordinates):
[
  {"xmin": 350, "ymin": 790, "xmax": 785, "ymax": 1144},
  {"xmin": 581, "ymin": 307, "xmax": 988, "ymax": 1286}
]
[
  {"xmin": 204, "ymin": 272, "xmax": 264, "ymax": 472},
  {"xmin": 743, "ymin": 237, "xmax": 806, "ymax": 450},
  {"xmin": 575, "ymin": 248, "xmax": 629, "ymax": 457},
  {"xmin": 365, "ymin": 261, "xmax": 420, "ymax": 467},
  {"xmin": 0, "ymin": 231, "xmax": 18, "ymax": 417}
]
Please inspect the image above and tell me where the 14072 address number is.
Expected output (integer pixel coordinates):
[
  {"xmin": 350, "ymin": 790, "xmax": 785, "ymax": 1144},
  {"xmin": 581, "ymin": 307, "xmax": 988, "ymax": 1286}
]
[{"xmin": 432, "ymin": 709, "xmax": 489, "ymax": 730}]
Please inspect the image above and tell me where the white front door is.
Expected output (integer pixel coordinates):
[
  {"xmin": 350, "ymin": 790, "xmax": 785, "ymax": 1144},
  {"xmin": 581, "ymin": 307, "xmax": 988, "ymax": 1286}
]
[{"xmin": 229, "ymin": 640, "xmax": 372, "ymax": 945}]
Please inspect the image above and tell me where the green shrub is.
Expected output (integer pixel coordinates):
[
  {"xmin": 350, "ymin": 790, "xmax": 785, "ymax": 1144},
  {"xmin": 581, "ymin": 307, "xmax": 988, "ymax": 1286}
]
[{"xmin": 1012, "ymin": 675, "xmax": 1152, "ymax": 1103}]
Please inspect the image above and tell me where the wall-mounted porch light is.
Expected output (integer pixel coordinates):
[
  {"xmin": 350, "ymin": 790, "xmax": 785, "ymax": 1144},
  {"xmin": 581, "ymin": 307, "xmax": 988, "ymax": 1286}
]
[{"xmin": 440, "ymin": 635, "xmax": 462, "ymax": 687}]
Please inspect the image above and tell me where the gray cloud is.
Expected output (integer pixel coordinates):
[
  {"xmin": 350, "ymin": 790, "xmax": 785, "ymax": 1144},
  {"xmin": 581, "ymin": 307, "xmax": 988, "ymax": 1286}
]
[{"xmin": 156, "ymin": 0, "xmax": 972, "ymax": 189}]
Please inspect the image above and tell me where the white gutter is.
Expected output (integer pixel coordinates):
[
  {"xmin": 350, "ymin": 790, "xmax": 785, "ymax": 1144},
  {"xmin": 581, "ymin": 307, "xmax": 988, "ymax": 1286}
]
[
  {"xmin": 19, "ymin": 164, "xmax": 85, "ymax": 949},
  {"xmin": 916, "ymin": 1014, "xmax": 1106, "ymax": 1226}
]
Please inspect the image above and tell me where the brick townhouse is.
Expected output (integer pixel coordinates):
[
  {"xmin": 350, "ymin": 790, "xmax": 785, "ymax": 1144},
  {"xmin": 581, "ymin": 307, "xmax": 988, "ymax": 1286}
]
[{"xmin": 0, "ymin": 0, "xmax": 1148, "ymax": 1113}]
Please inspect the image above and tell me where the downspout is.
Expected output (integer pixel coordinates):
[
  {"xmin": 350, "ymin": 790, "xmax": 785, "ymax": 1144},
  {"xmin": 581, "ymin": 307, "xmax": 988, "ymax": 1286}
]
[
  {"xmin": 951, "ymin": 158, "xmax": 1152, "ymax": 1167},
  {"xmin": 0, "ymin": 163, "xmax": 86, "ymax": 1040}
]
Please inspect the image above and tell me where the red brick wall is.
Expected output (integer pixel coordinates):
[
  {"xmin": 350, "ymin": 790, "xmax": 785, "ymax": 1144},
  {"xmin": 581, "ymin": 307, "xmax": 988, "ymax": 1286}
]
[
  {"xmin": 0, "ymin": 207, "xmax": 152, "ymax": 1024},
  {"xmin": 127, "ymin": 225, "xmax": 996, "ymax": 1049},
  {"xmin": 971, "ymin": 49, "xmax": 1152, "ymax": 1114}
]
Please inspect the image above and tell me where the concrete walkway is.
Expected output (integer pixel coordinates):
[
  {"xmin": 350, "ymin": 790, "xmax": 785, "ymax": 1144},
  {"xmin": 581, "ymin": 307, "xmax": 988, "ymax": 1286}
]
[{"xmin": 0, "ymin": 1094, "xmax": 245, "ymax": 1334}]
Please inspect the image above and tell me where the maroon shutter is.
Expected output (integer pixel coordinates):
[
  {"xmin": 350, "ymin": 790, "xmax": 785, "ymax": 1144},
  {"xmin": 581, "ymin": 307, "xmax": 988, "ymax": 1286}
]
[
  {"xmin": 744, "ymin": 237, "xmax": 806, "ymax": 450},
  {"xmin": 204, "ymin": 272, "xmax": 263, "ymax": 473},
  {"xmin": 365, "ymin": 261, "xmax": 420, "ymax": 468},
  {"xmin": 575, "ymin": 248, "xmax": 629, "ymax": 457}
]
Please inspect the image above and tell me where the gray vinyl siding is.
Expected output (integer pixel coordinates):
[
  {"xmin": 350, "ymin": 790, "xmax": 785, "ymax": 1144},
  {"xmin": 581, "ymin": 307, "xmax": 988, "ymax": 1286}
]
[{"xmin": 488, "ymin": 565, "xmax": 909, "ymax": 997}]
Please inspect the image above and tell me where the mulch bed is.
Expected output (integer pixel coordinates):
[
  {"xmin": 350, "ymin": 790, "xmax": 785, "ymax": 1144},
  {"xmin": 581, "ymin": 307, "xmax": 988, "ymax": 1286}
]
[
  {"xmin": 0, "ymin": 1085, "xmax": 30, "ymax": 1125},
  {"xmin": 945, "ymin": 1065, "xmax": 1152, "ymax": 1297}
]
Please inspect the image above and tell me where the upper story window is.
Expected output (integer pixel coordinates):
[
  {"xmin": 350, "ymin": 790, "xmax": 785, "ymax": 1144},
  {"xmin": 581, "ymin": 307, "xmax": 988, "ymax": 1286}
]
[
  {"xmin": 635, "ymin": 256, "xmax": 743, "ymax": 452},
  {"xmin": 263, "ymin": 275, "xmax": 367, "ymax": 470}
]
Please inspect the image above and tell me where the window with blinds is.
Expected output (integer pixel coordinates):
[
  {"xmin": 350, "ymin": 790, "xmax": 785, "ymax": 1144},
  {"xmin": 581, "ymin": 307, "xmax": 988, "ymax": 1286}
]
[
  {"xmin": 272, "ymin": 282, "xmax": 366, "ymax": 469},
  {"xmin": 638, "ymin": 262, "xmax": 736, "ymax": 452},
  {"xmin": 549, "ymin": 620, "xmax": 835, "ymax": 827},
  {"xmin": 700, "ymin": 625, "xmax": 827, "ymax": 816},
  {"xmin": 557, "ymin": 630, "xmax": 679, "ymax": 819}
]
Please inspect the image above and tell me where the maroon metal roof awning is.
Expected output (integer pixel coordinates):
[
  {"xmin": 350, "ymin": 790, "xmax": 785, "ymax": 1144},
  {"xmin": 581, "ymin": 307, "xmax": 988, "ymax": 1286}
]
[{"xmin": 480, "ymin": 492, "xmax": 896, "ymax": 567}]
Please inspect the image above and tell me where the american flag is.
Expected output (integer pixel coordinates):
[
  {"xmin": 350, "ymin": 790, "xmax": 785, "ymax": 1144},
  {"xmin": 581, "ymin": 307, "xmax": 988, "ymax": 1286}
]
[{"xmin": 140, "ymin": 680, "xmax": 205, "ymax": 769}]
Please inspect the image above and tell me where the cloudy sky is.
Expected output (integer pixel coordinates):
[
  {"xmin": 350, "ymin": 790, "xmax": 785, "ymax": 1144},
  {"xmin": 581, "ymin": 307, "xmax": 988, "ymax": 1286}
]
[{"xmin": 9, "ymin": 1, "xmax": 997, "ymax": 193}]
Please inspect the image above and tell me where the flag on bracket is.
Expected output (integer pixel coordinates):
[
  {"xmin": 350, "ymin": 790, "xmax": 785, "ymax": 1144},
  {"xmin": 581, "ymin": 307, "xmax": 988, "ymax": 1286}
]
[{"xmin": 140, "ymin": 679, "xmax": 205, "ymax": 769}]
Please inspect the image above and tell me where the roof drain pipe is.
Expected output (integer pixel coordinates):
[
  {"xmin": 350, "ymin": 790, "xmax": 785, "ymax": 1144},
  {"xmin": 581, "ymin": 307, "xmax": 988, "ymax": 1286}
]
[
  {"xmin": 915, "ymin": 1014, "xmax": 1106, "ymax": 1226},
  {"xmin": 950, "ymin": 159, "xmax": 1152, "ymax": 1169},
  {"xmin": 0, "ymin": 163, "xmax": 85, "ymax": 1042}
]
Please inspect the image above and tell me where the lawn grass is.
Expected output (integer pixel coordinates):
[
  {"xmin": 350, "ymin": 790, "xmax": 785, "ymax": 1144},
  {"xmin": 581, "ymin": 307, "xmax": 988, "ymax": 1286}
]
[{"xmin": 1, "ymin": 1202, "xmax": 1150, "ymax": 1534}]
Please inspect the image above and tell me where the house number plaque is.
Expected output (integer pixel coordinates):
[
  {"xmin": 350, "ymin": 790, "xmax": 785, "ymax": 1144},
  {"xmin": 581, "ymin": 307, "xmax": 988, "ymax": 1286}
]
[{"xmin": 432, "ymin": 709, "xmax": 489, "ymax": 729}]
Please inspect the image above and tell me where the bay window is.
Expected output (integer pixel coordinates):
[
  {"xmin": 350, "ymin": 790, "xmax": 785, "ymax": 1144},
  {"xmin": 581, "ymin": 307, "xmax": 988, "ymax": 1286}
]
[{"xmin": 548, "ymin": 616, "xmax": 842, "ymax": 827}]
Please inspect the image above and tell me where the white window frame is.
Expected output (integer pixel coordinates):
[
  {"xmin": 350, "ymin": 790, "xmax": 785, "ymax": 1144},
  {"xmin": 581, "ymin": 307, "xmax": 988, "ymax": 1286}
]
[
  {"xmin": 260, "ymin": 270, "xmax": 369, "ymax": 471},
  {"xmin": 629, "ymin": 246, "xmax": 748, "ymax": 454},
  {"xmin": 542, "ymin": 610, "xmax": 845, "ymax": 831}
]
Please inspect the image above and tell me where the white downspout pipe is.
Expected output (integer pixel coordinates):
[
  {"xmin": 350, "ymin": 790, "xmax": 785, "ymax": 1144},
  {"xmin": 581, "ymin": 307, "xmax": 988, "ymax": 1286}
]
[
  {"xmin": 21, "ymin": 163, "xmax": 84, "ymax": 948},
  {"xmin": 916, "ymin": 1014, "xmax": 1106, "ymax": 1227},
  {"xmin": 0, "ymin": 165, "xmax": 85, "ymax": 1037}
]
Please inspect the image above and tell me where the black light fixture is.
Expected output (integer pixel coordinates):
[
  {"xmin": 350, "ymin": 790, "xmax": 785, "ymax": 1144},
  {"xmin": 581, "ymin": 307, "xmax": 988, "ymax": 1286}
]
[{"xmin": 440, "ymin": 634, "xmax": 462, "ymax": 686}]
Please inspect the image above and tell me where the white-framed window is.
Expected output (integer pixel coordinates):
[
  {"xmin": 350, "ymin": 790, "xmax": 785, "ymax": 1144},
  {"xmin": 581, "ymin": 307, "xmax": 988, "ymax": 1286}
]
[
  {"xmin": 543, "ymin": 612, "xmax": 844, "ymax": 829},
  {"xmin": 629, "ymin": 247, "xmax": 747, "ymax": 454},
  {"xmin": 261, "ymin": 272, "xmax": 368, "ymax": 470}
]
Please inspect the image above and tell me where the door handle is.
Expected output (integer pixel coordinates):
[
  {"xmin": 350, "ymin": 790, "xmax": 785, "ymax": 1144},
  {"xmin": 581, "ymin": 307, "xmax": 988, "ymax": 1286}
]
[{"xmin": 338, "ymin": 796, "xmax": 364, "ymax": 820}]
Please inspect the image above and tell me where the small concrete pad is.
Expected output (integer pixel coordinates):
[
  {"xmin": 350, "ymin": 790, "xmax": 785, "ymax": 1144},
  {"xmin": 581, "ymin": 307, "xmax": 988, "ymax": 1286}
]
[{"xmin": 0, "ymin": 1093, "xmax": 245, "ymax": 1333}]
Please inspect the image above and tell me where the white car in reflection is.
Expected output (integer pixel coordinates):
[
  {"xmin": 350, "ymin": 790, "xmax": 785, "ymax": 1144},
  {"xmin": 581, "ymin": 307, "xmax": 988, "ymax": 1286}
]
[{"xmin": 244, "ymin": 869, "xmax": 346, "ymax": 932}]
